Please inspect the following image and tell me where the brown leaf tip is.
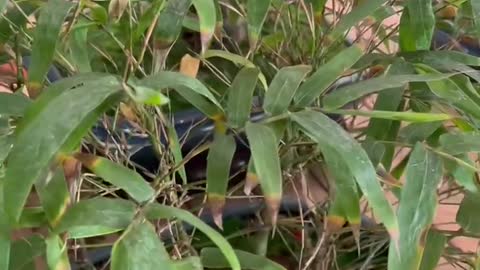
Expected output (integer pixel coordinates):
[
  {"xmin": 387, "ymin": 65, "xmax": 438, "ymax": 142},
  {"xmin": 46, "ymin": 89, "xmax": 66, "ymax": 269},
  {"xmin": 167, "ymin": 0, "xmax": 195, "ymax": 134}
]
[
  {"xmin": 207, "ymin": 195, "xmax": 226, "ymax": 230},
  {"xmin": 73, "ymin": 153, "xmax": 99, "ymax": 169},
  {"xmin": 244, "ymin": 172, "xmax": 259, "ymax": 195},
  {"xmin": 265, "ymin": 197, "xmax": 281, "ymax": 226}
]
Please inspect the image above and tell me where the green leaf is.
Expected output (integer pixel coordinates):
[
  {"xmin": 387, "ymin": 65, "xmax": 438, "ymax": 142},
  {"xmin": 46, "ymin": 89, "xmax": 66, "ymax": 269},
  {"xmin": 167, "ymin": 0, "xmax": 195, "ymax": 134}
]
[
  {"xmin": 291, "ymin": 110, "xmax": 399, "ymax": 239},
  {"xmin": 139, "ymin": 71, "xmax": 222, "ymax": 118},
  {"xmin": 130, "ymin": 86, "xmax": 170, "ymax": 106},
  {"xmin": 402, "ymin": 50, "xmax": 480, "ymax": 67},
  {"xmin": 173, "ymin": 257, "xmax": 203, "ymax": 270},
  {"xmin": 0, "ymin": 183, "xmax": 10, "ymax": 270},
  {"xmin": 18, "ymin": 208, "xmax": 47, "ymax": 228},
  {"xmin": 444, "ymin": 153, "xmax": 479, "ymax": 192},
  {"xmin": 0, "ymin": 3, "xmax": 37, "ymax": 44},
  {"xmin": 192, "ymin": 0, "xmax": 216, "ymax": 53},
  {"xmin": 201, "ymin": 248, "xmax": 286, "ymax": 270},
  {"xmin": 419, "ymin": 230, "xmax": 446, "ymax": 270},
  {"xmin": 0, "ymin": 93, "xmax": 32, "ymax": 117},
  {"xmin": 323, "ymin": 147, "xmax": 360, "ymax": 226},
  {"xmin": 3, "ymin": 75, "xmax": 122, "ymax": 223},
  {"xmin": 329, "ymin": 109, "xmax": 453, "ymax": 122},
  {"xmin": 202, "ymin": 50, "xmax": 268, "ymax": 90},
  {"xmin": 399, "ymin": 0, "xmax": 435, "ymax": 51},
  {"xmin": 206, "ymin": 133, "xmax": 237, "ymax": 228},
  {"xmin": 74, "ymin": 153, "xmax": 155, "ymax": 203},
  {"xmin": 322, "ymin": 73, "xmax": 457, "ymax": 110},
  {"xmin": 35, "ymin": 168, "xmax": 70, "ymax": 227},
  {"xmin": 0, "ymin": 0, "xmax": 7, "ymax": 17},
  {"xmin": 332, "ymin": 0, "xmax": 388, "ymax": 38},
  {"xmin": 68, "ymin": 21, "xmax": 92, "ymax": 73},
  {"xmin": 246, "ymin": 0, "xmax": 272, "ymax": 50},
  {"xmin": 263, "ymin": 65, "xmax": 311, "ymax": 116},
  {"xmin": 457, "ymin": 191, "xmax": 480, "ymax": 234},
  {"xmin": 145, "ymin": 203, "xmax": 240, "ymax": 270},
  {"xmin": 28, "ymin": 0, "xmax": 74, "ymax": 91},
  {"xmin": 9, "ymin": 235, "xmax": 46, "ymax": 270},
  {"xmin": 439, "ymin": 132, "xmax": 480, "ymax": 155},
  {"xmin": 135, "ymin": 0, "xmax": 165, "ymax": 39},
  {"xmin": 227, "ymin": 67, "xmax": 259, "ymax": 128},
  {"xmin": 398, "ymin": 122, "xmax": 443, "ymax": 144},
  {"xmin": 111, "ymin": 221, "xmax": 174, "ymax": 270},
  {"xmin": 388, "ymin": 143, "xmax": 443, "ymax": 270},
  {"xmin": 54, "ymin": 198, "xmax": 136, "ymax": 238},
  {"xmin": 294, "ymin": 45, "xmax": 363, "ymax": 107},
  {"xmin": 470, "ymin": 0, "xmax": 480, "ymax": 38},
  {"xmin": 245, "ymin": 122, "xmax": 282, "ymax": 225},
  {"xmin": 416, "ymin": 64, "xmax": 480, "ymax": 119},
  {"xmin": 167, "ymin": 124, "xmax": 187, "ymax": 184},
  {"xmin": 46, "ymin": 234, "xmax": 70, "ymax": 270},
  {"xmin": 154, "ymin": 0, "xmax": 192, "ymax": 49}
]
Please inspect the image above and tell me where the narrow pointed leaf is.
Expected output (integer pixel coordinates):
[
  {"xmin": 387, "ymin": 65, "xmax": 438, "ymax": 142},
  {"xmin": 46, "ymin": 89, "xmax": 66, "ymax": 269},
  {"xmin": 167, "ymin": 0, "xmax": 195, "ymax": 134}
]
[
  {"xmin": 246, "ymin": 0, "xmax": 271, "ymax": 50},
  {"xmin": 201, "ymin": 248, "xmax": 286, "ymax": 270},
  {"xmin": 145, "ymin": 203, "xmax": 241, "ymax": 270},
  {"xmin": 245, "ymin": 122, "xmax": 282, "ymax": 225},
  {"xmin": 36, "ymin": 168, "xmax": 70, "ymax": 227},
  {"xmin": 0, "ymin": 93, "xmax": 32, "ymax": 117},
  {"xmin": 388, "ymin": 143, "xmax": 443, "ymax": 270},
  {"xmin": 329, "ymin": 109, "xmax": 453, "ymax": 122},
  {"xmin": 74, "ymin": 153, "xmax": 154, "ymax": 203},
  {"xmin": 457, "ymin": 191, "xmax": 480, "ymax": 234},
  {"xmin": 332, "ymin": 0, "xmax": 388, "ymax": 37},
  {"xmin": 419, "ymin": 230, "xmax": 446, "ymax": 270},
  {"xmin": 264, "ymin": 65, "xmax": 311, "ymax": 116},
  {"xmin": 439, "ymin": 132, "xmax": 480, "ymax": 155},
  {"xmin": 68, "ymin": 22, "xmax": 92, "ymax": 73},
  {"xmin": 167, "ymin": 125, "xmax": 187, "ymax": 184},
  {"xmin": 444, "ymin": 153, "xmax": 479, "ymax": 192},
  {"xmin": 322, "ymin": 73, "xmax": 457, "ymax": 110},
  {"xmin": 227, "ymin": 67, "xmax": 259, "ymax": 128},
  {"xmin": 322, "ymin": 147, "xmax": 361, "ymax": 226},
  {"xmin": 469, "ymin": 1, "xmax": 480, "ymax": 39},
  {"xmin": 111, "ymin": 221, "xmax": 175, "ymax": 270},
  {"xmin": 202, "ymin": 50, "xmax": 268, "ymax": 89},
  {"xmin": 415, "ymin": 65, "xmax": 480, "ymax": 119},
  {"xmin": 54, "ymin": 198, "xmax": 136, "ymax": 238},
  {"xmin": 154, "ymin": 0, "xmax": 192, "ymax": 49},
  {"xmin": 140, "ymin": 71, "xmax": 222, "ymax": 117},
  {"xmin": 291, "ymin": 110, "xmax": 399, "ymax": 239},
  {"xmin": 135, "ymin": 0, "xmax": 165, "ymax": 39},
  {"xmin": 399, "ymin": 0, "xmax": 435, "ymax": 51},
  {"xmin": 46, "ymin": 234, "xmax": 70, "ymax": 270},
  {"xmin": 4, "ymin": 75, "xmax": 122, "ymax": 223},
  {"xmin": 28, "ymin": 0, "xmax": 74, "ymax": 93},
  {"xmin": 9, "ymin": 235, "xmax": 45, "ymax": 270},
  {"xmin": 0, "ymin": 183, "xmax": 10, "ymax": 270},
  {"xmin": 398, "ymin": 122, "xmax": 442, "ymax": 144},
  {"xmin": 294, "ymin": 45, "xmax": 363, "ymax": 107},
  {"xmin": 206, "ymin": 133, "xmax": 236, "ymax": 228},
  {"xmin": 192, "ymin": 0, "xmax": 216, "ymax": 53}
]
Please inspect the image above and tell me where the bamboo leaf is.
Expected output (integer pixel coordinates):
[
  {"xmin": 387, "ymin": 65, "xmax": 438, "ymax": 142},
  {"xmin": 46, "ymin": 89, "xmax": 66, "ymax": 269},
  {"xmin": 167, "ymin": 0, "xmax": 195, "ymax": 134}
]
[
  {"xmin": 419, "ymin": 230, "xmax": 447, "ymax": 270},
  {"xmin": 323, "ymin": 147, "xmax": 361, "ymax": 226},
  {"xmin": 398, "ymin": 122, "xmax": 443, "ymax": 145},
  {"xmin": 206, "ymin": 133, "xmax": 236, "ymax": 229},
  {"xmin": 4, "ymin": 75, "xmax": 122, "ymax": 223},
  {"xmin": 0, "ymin": 183, "xmax": 10, "ymax": 270},
  {"xmin": 264, "ymin": 65, "xmax": 311, "ymax": 116},
  {"xmin": 245, "ymin": 122, "xmax": 282, "ymax": 225},
  {"xmin": 135, "ymin": 0, "xmax": 165, "ymax": 39},
  {"xmin": 46, "ymin": 234, "xmax": 70, "ymax": 270},
  {"xmin": 291, "ymin": 110, "xmax": 399, "ymax": 240},
  {"xmin": 145, "ymin": 203, "xmax": 241, "ymax": 270},
  {"xmin": 332, "ymin": 0, "xmax": 388, "ymax": 38},
  {"xmin": 246, "ymin": 0, "xmax": 271, "ymax": 50},
  {"xmin": 399, "ymin": 0, "xmax": 435, "ymax": 51},
  {"xmin": 192, "ymin": 0, "xmax": 216, "ymax": 53},
  {"xmin": 68, "ymin": 21, "xmax": 92, "ymax": 73},
  {"xmin": 139, "ymin": 71, "xmax": 222, "ymax": 117},
  {"xmin": 415, "ymin": 64, "xmax": 480, "ymax": 119},
  {"xmin": 457, "ymin": 191, "xmax": 480, "ymax": 234},
  {"xmin": 27, "ymin": 0, "xmax": 74, "ymax": 94},
  {"xmin": 227, "ymin": 67, "xmax": 259, "ymax": 128},
  {"xmin": 388, "ymin": 143, "xmax": 443, "ymax": 270},
  {"xmin": 294, "ymin": 45, "xmax": 363, "ymax": 107},
  {"xmin": 9, "ymin": 235, "xmax": 45, "ymax": 270},
  {"xmin": 173, "ymin": 257, "xmax": 203, "ymax": 270},
  {"xmin": 167, "ymin": 124, "xmax": 187, "ymax": 184},
  {"xmin": 74, "ymin": 153, "xmax": 155, "ymax": 203},
  {"xmin": 154, "ymin": 0, "xmax": 192, "ymax": 49},
  {"xmin": 111, "ymin": 221, "xmax": 175, "ymax": 270},
  {"xmin": 0, "ymin": 93, "xmax": 32, "ymax": 117},
  {"xmin": 54, "ymin": 198, "xmax": 136, "ymax": 238},
  {"xmin": 322, "ymin": 73, "xmax": 457, "ymax": 110},
  {"xmin": 201, "ymin": 248, "xmax": 286, "ymax": 270},
  {"xmin": 35, "ymin": 168, "xmax": 70, "ymax": 227},
  {"xmin": 470, "ymin": 0, "xmax": 480, "ymax": 39},
  {"xmin": 202, "ymin": 50, "xmax": 268, "ymax": 90},
  {"xmin": 329, "ymin": 109, "xmax": 453, "ymax": 122},
  {"xmin": 439, "ymin": 132, "xmax": 480, "ymax": 155}
]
